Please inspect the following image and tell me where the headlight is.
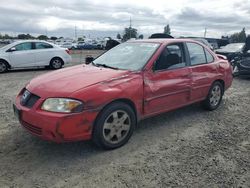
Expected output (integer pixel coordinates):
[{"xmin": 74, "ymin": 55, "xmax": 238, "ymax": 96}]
[{"xmin": 41, "ymin": 98, "xmax": 83, "ymax": 113}]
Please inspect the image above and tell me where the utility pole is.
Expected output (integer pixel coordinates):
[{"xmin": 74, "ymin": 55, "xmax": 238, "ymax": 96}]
[
  {"xmin": 204, "ymin": 27, "xmax": 207, "ymax": 38},
  {"xmin": 75, "ymin": 25, "xmax": 77, "ymax": 40},
  {"xmin": 129, "ymin": 17, "xmax": 132, "ymax": 39}
]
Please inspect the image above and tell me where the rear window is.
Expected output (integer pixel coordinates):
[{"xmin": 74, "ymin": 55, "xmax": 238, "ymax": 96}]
[
  {"xmin": 35, "ymin": 42, "xmax": 53, "ymax": 49},
  {"xmin": 205, "ymin": 49, "xmax": 214, "ymax": 63},
  {"xmin": 186, "ymin": 42, "xmax": 206, "ymax": 65}
]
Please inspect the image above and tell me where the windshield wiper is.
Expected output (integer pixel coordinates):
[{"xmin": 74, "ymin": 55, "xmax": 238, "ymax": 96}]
[{"xmin": 94, "ymin": 63, "xmax": 119, "ymax": 70}]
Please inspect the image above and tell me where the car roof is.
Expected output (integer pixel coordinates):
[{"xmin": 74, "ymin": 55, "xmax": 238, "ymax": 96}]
[
  {"xmin": 0, "ymin": 40, "xmax": 55, "ymax": 50},
  {"xmin": 128, "ymin": 38, "xmax": 204, "ymax": 45},
  {"xmin": 11, "ymin": 40, "xmax": 50, "ymax": 45}
]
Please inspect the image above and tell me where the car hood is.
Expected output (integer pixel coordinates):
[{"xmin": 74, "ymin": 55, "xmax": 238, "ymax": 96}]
[{"xmin": 26, "ymin": 65, "xmax": 130, "ymax": 98}]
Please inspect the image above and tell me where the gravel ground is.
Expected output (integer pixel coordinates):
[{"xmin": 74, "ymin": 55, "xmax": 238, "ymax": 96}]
[{"xmin": 0, "ymin": 53, "xmax": 249, "ymax": 187}]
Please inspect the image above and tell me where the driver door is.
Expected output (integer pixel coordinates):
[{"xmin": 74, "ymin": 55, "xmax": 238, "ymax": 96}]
[
  {"xmin": 143, "ymin": 43, "xmax": 192, "ymax": 115},
  {"xmin": 8, "ymin": 42, "xmax": 36, "ymax": 68}
]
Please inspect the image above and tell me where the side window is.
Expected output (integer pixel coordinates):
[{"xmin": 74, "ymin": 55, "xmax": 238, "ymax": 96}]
[
  {"xmin": 186, "ymin": 42, "xmax": 206, "ymax": 65},
  {"xmin": 35, "ymin": 42, "xmax": 53, "ymax": 49},
  {"xmin": 205, "ymin": 49, "xmax": 214, "ymax": 63},
  {"xmin": 155, "ymin": 43, "xmax": 186, "ymax": 71},
  {"xmin": 14, "ymin": 42, "xmax": 32, "ymax": 51}
]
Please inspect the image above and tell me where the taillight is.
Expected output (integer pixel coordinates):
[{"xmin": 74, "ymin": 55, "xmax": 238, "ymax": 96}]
[{"xmin": 65, "ymin": 49, "xmax": 70, "ymax": 54}]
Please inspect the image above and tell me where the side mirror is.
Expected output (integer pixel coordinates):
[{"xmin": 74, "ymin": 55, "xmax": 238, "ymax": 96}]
[
  {"xmin": 8, "ymin": 47, "xmax": 16, "ymax": 52},
  {"xmin": 85, "ymin": 56, "xmax": 94, "ymax": 64}
]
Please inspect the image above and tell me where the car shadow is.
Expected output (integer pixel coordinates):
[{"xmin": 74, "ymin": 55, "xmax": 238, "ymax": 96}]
[
  {"xmin": 27, "ymin": 102, "xmax": 204, "ymax": 157},
  {"xmin": 4, "ymin": 67, "xmax": 50, "ymax": 73},
  {"xmin": 1, "ymin": 101, "xmax": 225, "ymax": 179}
]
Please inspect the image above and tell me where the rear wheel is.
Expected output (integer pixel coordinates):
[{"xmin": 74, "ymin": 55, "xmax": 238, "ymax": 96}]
[
  {"xmin": 93, "ymin": 102, "xmax": 136, "ymax": 149},
  {"xmin": 202, "ymin": 81, "xmax": 223, "ymax": 111},
  {"xmin": 0, "ymin": 61, "xmax": 8, "ymax": 73},
  {"xmin": 50, "ymin": 58, "xmax": 63, "ymax": 69}
]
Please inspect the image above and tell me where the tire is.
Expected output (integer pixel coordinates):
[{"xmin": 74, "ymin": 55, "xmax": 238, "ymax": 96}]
[
  {"xmin": 93, "ymin": 102, "xmax": 136, "ymax": 149},
  {"xmin": 50, "ymin": 58, "xmax": 63, "ymax": 69},
  {"xmin": 202, "ymin": 81, "xmax": 223, "ymax": 111},
  {"xmin": 0, "ymin": 61, "xmax": 8, "ymax": 73}
]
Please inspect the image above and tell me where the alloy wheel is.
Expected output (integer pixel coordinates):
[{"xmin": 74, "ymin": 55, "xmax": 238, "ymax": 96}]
[
  {"xmin": 103, "ymin": 110, "xmax": 131, "ymax": 144},
  {"xmin": 52, "ymin": 59, "xmax": 62, "ymax": 69},
  {"xmin": 209, "ymin": 85, "xmax": 221, "ymax": 107},
  {"xmin": 0, "ymin": 62, "xmax": 7, "ymax": 73}
]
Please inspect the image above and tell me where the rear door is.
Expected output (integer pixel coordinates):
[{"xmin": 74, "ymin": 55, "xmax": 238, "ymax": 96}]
[
  {"xmin": 143, "ymin": 42, "xmax": 192, "ymax": 115},
  {"xmin": 186, "ymin": 42, "xmax": 218, "ymax": 101},
  {"xmin": 8, "ymin": 42, "xmax": 36, "ymax": 68},
  {"xmin": 34, "ymin": 42, "xmax": 55, "ymax": 66}
]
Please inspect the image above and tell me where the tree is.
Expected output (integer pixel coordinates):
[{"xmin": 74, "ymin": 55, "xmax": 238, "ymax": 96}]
[
  {"xmin": 50, "ymin": 36, "xmax": 58, "ymax": 40},
  {"xmin": 78, "ymin": 37, "xmax": 84, "ymax": 41},
  {"xmin": 37, "ymin": 35, "xmax": 48, "ymax": 40},
  {"xmin": 230, "ymin": 28, "xmax": 247, "ymax": 43},
  {"xmin": 122, "ymin": 27, "xmax": 138, "ymax": 41},
  {"xmin": 239, "ymin": 28, "xmax": 247, "ymax": 42},
  {"xmin": 17, "ymin": 34, "xmax": 34, "ymax": 39},
  {"xmin": 116, "ymin": 33, "xmax": 121, "ymax": 39},
  {"xmin": 138, "ymin": 34, "xmax": 144, "ymax": 39},
  {"xmin": 164, "ymin": 24, "xmax": 171, "ymax": 35}
]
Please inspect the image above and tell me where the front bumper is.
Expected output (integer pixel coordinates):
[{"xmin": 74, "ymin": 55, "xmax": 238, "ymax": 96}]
[{"xmin": 14, "ymin": 91, "xmax": 99, "ymax": 143}]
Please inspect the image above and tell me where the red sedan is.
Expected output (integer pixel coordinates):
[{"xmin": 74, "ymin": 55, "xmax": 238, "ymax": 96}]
[{"xmin": 14, "ymin": 39, "xmax": 233, "ymax": 149}]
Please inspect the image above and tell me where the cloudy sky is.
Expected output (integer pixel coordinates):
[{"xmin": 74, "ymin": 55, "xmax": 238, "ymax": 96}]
[{"xmin": 0, "ymin": 0, "xmax": 249, "ymax": 39}]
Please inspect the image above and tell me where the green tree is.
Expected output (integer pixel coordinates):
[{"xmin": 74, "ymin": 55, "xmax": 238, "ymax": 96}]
[
  {"xmin": 116, "ymin": 33, "xmax": 121, "ymax": 39},
  {"xmin": 122, "ymin": 27, "xmax": 138, "ymax": 41},
  {"xmin": 78, "ymin": 37, "xmax": 84, "ymax": 41},
  {"xmin": 37, "ymin": 35, "xmax": 48, "ymax": 40},
  {"xmin": 18, "ymin": 34, "xmax": 34, "ymax": 39},
  {"xmin": 50, "ymin": 36, "xmax": 58, "ymax": 40},
  {"xmin": 138, "ymin": 34, "xmax": 144, "ymax": 39},
  {"xmin": 230, "ymin": 28, "xmax": 247, "ymax": 43},
  {"xmin": 164, "ymin": 24, "xmax": 171, "ymax": 35},
  {"xmin": 239, "ymin": 28, "xmax": 246, "ymax": 42}
]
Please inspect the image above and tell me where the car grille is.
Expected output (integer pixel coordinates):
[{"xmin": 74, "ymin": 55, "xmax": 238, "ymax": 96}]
[
  {"xmin": 240, "ymin": 58, "xmax": 250, "ymax": 68},
  {"xmin": 20, "ymin": 89, "xmax": 40, "ymax": 108},
  {"xmin": 22, "ymin": 121, "xmax": 42, "ymax": 136}
]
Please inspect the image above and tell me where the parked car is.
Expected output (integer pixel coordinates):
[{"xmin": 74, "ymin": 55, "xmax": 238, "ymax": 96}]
[
  {"xmin": 60, "ymin": 42, "xmax": 77, "ymax": 50},
  {"xmin": 0, "ymin": 40, "xmax": 71, "ymax": 73},
  {"xmin": 215, "ymin": 43, "xmax": 245, "ymax": 61},
  {"xmin": 14, "ymin": 39, "xmax": 232, "ymax": 149},
  {"xmin": 76, "ymin": 42, "xmax": 96, "ymax": 50},
  {"xmin": 192, "ymin": 38, "xmax": 214, "ymax": 50},
  {"xmin": 231, "ymin": 51, "xmax": 250, "ymax": 76},
  {"xmin": 149, "ymin": 33, "xmax": 174, "ymax": 39},
  {"xmin": 105, "ymin": 39, "xmax": 120, "ymax": 50}
]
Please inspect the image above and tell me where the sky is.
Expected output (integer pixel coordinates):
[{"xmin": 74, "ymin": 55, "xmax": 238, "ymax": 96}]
[{"xmin": 0, "ymin": 0, "xmax": 249, "ymax": 39}]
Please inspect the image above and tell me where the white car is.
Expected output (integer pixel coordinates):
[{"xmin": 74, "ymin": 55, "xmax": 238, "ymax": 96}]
[{"xmin": 0, "ymin": 40, "xmax": 72, "ymax": 73}]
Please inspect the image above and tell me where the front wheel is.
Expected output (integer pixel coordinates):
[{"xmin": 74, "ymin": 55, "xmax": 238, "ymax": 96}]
[
  {"xmin": 93, "ymin": 102, "xmax": 136, "ymax": 149},
  {"xmin": 0, "ymin": 61, "xmax": 8, "ymax": 73},
  {"xmin": 50, "ymin": 58, "xmax": 63, "ymax": 69},
  {"xmin": 202, "ymin": 82, "xmax": 223, "ymax": 111}
]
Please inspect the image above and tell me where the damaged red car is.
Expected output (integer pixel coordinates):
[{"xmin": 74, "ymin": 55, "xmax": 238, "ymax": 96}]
[{"xmin": 14, "ymin": 39, "xmax": 233, "ymax": 149}]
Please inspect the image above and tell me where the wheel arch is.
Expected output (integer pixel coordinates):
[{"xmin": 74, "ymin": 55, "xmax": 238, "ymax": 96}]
[
  {"xmin": 50, "ymin": 56, "xmax": 64, "ymax": 65},
  {"xmin": 213, "ymin": 79, "xmax": 225, "ymax": 94},
  {"xmin": 92, "ymin": 98, "xmax": 138, "ymax": 135},
  {"xmin": 0, "ymin": 58, "xmax": 11, "ymax": 69}
]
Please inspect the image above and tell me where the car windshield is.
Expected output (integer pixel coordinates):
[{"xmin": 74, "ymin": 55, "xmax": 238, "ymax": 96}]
[
  {"xmin": 221, "ymin": 43, "xmax": 244, "ymax": 52},
  {"xmin": 92, "ymin": 42, "xmax": 160, "ymax": 71}
]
